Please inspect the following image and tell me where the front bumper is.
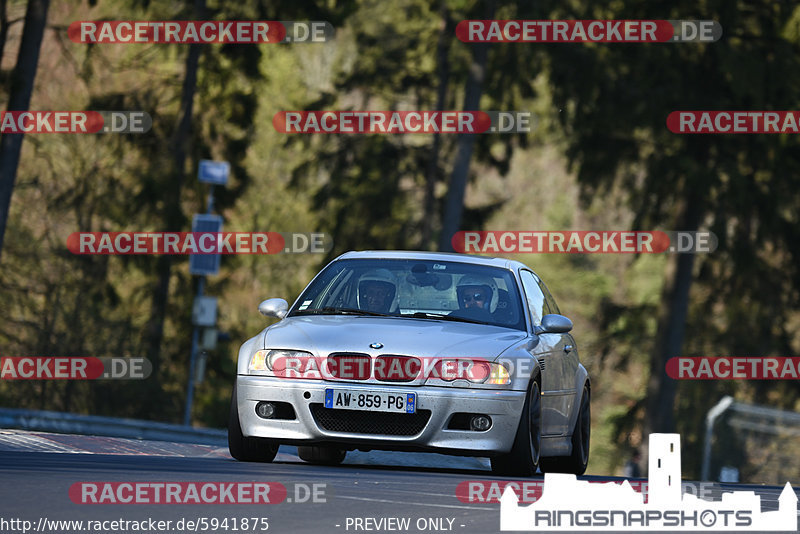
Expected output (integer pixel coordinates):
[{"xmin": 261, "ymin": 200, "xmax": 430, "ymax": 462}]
[{"xmin": 236, "ymin": 375, "xmax": 526, "ymax": 455}]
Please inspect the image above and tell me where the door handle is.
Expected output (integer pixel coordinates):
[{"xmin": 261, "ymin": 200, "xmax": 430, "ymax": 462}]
[{"xmin": 564, "ymin": 345, "xmax": 573, "ymax": 353}]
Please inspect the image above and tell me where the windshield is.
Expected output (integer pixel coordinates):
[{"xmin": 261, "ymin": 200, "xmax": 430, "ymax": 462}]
[{"xmin": 289, "ymin": 258, "xmax": 527, "ymax": 331}]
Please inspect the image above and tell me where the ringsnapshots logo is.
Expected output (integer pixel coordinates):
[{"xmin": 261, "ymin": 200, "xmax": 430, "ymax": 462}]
[{"xmin": 500, "ymin": 433, "xmax": 797, "ymax": 531}]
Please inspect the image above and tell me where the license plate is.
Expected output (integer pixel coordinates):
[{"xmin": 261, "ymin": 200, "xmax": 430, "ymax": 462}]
[{"xmin": 324, "ymin": 389, "xmax": 416, "ymax": 414}]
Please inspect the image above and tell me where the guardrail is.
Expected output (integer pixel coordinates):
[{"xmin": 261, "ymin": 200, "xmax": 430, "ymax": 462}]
[
  {"xmin": 701, "ymin": 396, "xmax": 800, "ymax": 481},
  {"xmin": 0, "ymin": 407, "xmax": 493, "ymax": 470},
  {"xmin": 0, "ymin": 407, "xmax": 227, "ymax": 446}
]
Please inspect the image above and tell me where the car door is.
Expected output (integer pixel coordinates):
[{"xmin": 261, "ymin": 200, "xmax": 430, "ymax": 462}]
[
  {"xmin": 536, "ymin": 274, "xmax": 579, "ymax": 435},
  {"xmin": 518, "ymin": 269, "xmax": 569, "ymax": 436}
]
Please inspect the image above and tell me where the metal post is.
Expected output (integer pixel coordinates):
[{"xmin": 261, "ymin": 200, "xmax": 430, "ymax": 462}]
[
  {"xmin": 701, "ymin": 396, "xmax": 734, "ymax": 481},
  {"xmin": 183, "ymin": 276, "xmax": 205, "ymax": 426},
  {"xmin": 184, "ymin": 184, "xmax": 216, "ymax": 426}
]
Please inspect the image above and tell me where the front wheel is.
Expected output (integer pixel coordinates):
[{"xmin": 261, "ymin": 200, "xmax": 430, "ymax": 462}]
[
  {"xmin": 228, "ymin": 385, "xmax": 279, "ymax": 462},
  {"xmin": 491, "ymin": 377, "xmax": 542, "ymax": 476},
  {"xmin": 540, "ymin": 384, "xmax": 590, "ymax": 475}
]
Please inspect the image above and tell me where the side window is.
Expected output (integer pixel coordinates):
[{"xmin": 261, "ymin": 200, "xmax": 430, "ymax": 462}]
[
  {"xmin": 532, "ymin": 271, "xmax": 560, "ymax": 315},
  {"xmin": 542, "ymin": 285, "xmax": 560, "ymax": 315},
  {"xmin": 519, "ymin": 270, "xmax": 546, "ymax": 326}
]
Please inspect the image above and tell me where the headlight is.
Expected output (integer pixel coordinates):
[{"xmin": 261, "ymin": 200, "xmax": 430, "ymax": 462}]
[
  {"xmin": 435, "ymin": 359, "xmax": 460, "ymax": 382},
  {"xmin": 485, "ymin": 363, "xmax": 511, "ymax": 385},
  {"xmin": 249, "ymin": 349, "xmax": 313, "ymax": 372},
  {"xmin": 431, "ymin": 359, "xmax": 511, "ymax": 385}
]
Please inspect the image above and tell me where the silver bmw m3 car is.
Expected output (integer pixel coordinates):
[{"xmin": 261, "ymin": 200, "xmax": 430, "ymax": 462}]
[{"xmin": 229, "ymin": 250, "xmax": 591, "ymax": 475}]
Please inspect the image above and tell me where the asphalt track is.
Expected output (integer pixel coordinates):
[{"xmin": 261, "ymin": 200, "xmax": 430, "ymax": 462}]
[{"xmin": 0, "ymin": 430, "xmax": 797, "ymax": 533}]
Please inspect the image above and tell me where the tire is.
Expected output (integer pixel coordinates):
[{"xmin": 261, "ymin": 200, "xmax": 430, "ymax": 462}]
[
  {"xmin": 491, "ymin": 376, "xmax": 542, "ymax": 476},
  {"xmin": 540, "ymin": 384, "xmax": 590, "ymax": 475},
  {"xmin": 227, "ymin": 385, "xmax": 279, "ymax": 462},
  {"xmin": 297, "ymin": 446, "xmax": 347, "ymax": 465}
]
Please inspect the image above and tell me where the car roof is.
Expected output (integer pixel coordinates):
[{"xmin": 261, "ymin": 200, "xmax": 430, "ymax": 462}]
[{"xmin": 334, "ymin": 250, "xmax": 533, "ymax": 273}]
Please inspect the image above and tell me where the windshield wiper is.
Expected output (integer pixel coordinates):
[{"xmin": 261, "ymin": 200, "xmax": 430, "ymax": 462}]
[
  {"xmin": 406, "ymin": 312, "xmax": 489, "ymax": 325},
  {"xmin": 293, "ymin": 307, "xmax": 393, "ymax": 317}
]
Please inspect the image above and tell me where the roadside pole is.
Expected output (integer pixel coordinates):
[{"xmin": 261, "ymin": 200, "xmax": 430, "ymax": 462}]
[{"xmin": 183, "ymin": 160, "xmax": 229, "ymax": 426}]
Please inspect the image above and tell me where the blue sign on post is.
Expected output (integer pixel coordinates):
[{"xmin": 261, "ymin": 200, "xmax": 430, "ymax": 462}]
[
  {"xmin": 189, "ymin": 214, "xmax": 223, "ymax": 276},
  {"xmin": 198, "ymin": 160, "xmax": 230, "ymax": 185}
]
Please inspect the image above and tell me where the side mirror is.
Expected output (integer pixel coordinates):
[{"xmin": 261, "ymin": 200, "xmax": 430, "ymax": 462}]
[
  {"xmin": 540, "ymin": 314, "xmax": 573, "ymax": 334},
  {"xmin": 258, "ymin": 298, "xmax": 288, "ymax": 319}
]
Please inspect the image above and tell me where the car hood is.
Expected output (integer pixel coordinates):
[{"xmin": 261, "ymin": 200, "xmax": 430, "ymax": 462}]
[{"xmin": 262, "ymin": 315, "xmax": 527, "ymax": 360}]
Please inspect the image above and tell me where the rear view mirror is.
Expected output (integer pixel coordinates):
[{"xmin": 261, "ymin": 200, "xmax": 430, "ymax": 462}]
[
  {"xmin": 433, "ymin": 274, "xmax": 452, "ymax": 290},
  {"xmin": 407, "ymin": 264, "xmax": 452, "ymax": 290},
  {"xmin": 258, "ymin": 298, "xmax": 288, "ymax": 319},
  {"xmin": 540, "ymin": 314, "xmax": 573, "ymax": 334}
]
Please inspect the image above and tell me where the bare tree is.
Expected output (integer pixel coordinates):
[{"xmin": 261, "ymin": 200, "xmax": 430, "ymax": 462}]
[
  {"xmin": 420, "ymin": 2, "xmax": 451, "ymax": 250},
  {"xmin": 144, "ymin": 0, "xmax": 206, "ymax": 402},
  {"xmin": 438, "ymin": 1, "xmax": 494, "ymax": 251}
]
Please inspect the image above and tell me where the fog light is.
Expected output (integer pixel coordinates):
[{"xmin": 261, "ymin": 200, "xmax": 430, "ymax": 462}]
[
  {"xmin": 470, "ymin": 415, "xmax": 492, "ymax": 431},
  {"xmin": 255, "ymin": 402, "xmax": 276, "ymax": 419}
]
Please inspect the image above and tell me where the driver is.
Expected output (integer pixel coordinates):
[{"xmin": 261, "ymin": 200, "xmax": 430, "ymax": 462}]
[
  {"xmin": 453, "ymin": 274, "xmax": 498, "ymax": 320},
  {"xmin": 357, "ymin": 269, "xmax": 398, "ymax": 314}
]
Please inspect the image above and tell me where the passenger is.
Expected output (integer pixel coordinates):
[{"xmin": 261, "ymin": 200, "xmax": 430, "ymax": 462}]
[{"xmin": 452, "ymin": 274, "xmax": 497, "ymax": 321}]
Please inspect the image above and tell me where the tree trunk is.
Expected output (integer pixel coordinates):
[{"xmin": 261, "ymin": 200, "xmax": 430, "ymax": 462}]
[
  {"xmin": 644, "ymin": 190, "xmax": 703, "ymax": 436},
  {"xmin": 144, "ymin": 0, "xmax": 205, "ymax": 407},
  {"xmin": 420, "ymin": 2, "xmax": 451, "ymax": 250},
  {"xmin": 0, "ymin": 0, "xmax": 9, "ymax": 76},
  {"xmin": 0, "ymin": 0, "xmax": 50, "ymax": 261},
  {"xmin": 438, "ymin": 1, "xmax": 494, "ymax": 252}
]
